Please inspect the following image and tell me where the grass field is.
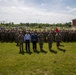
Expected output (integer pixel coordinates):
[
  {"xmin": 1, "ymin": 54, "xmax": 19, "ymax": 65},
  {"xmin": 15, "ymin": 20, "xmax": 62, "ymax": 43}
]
[{"xmin": 0, "ymin": 42, "xmax": 76, "ymax": 75}]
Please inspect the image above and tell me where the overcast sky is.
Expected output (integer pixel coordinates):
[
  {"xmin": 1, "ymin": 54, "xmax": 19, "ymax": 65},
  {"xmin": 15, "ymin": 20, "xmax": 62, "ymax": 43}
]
[{"xmin": 0, "ymin": 0, "xmax": 76, "ymax": 24}]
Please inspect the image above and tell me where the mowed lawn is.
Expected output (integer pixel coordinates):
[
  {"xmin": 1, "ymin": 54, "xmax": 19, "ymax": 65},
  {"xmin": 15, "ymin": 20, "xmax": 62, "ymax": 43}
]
[{"xmin": 0, "ymin": 42, "xmax": 76, "ymax": 75}]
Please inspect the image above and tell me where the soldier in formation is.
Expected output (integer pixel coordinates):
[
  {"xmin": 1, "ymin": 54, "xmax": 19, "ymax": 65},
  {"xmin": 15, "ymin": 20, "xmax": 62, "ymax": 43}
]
[
  {"xmin": 0, "ymin": 27, "xmax": 76, "ymax": 43},
  {"xmin": 47, "ymin": 31, "xmax": 53, "ymax": 51},
  {"xmin": 18, "ymin": 31, "xmax": 24, "ymax": 54},
  {"xmin": 55, "ymin": 31, "xmax": 62, "ymax": 49},
  {"xmin": 38, "ymin": 31, "xmax": 44, "ymax": 51},
  {"xmin": 1, "ymin": 27, "xmax": 76, "ymax": 53}
]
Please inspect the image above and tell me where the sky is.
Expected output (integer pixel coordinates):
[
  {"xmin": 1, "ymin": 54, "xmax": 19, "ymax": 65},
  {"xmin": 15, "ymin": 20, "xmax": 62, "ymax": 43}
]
[{"xmin": 0, "ymin": 0, "xmax": 76, "ymax": 24}]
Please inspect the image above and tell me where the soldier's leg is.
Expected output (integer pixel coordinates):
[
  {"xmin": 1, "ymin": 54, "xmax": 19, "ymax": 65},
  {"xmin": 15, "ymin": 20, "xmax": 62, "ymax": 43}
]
[
  {"xmin": 34, "ymin": 41, "xmax": 37, "ymax": 51},
  {"xmin": 21, "ymin": 43, "xmax": 24, "ymax": 54},
  {"xmin": 26, "ymin": 41, "xmax": 28, "ymax": 52},
  {"xmin": 50, "ymin": 43, "xmax": 52, "ymax": 50},
  {"xmin": 57, "ymin": 42, "xmax": 59, "ymax": 49},
  {"xmin": 19, "ymin": 43, "xmax": 21, "ymax": 53},
  {"xmin": 39, "ymin": 43, "xmax": 41, "ymax": 50},
  {"xmin": 16, "ymin": 41, "xmax": 19, "ymax": 46},
  {"xmin": 27, "ymin": 40, "xmax": 30, "ymax": 52},
  {"xmin": 32, "ymin": 42, "xmax": 34, "ymax": 50},
  {"xmin": 34, "ymin": 41, "xmax": 35, "ymax": 50},
  {"xmin": 21, "ymin": 43, "xmax": 23, "ymax": 52},
  {"xmin": 40, "ymin": 43, "xmax": 43, "ymax": 51},
  {"xmin": 48, "ymin": 43, "xmax": 51, "ymax": 50}
]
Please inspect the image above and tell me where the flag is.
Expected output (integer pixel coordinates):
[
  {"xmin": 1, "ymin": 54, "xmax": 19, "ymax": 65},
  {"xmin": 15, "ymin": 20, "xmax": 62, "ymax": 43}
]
[{"xmin": 55, "ymin": 27, "xmax": 59, "ymax": 33}]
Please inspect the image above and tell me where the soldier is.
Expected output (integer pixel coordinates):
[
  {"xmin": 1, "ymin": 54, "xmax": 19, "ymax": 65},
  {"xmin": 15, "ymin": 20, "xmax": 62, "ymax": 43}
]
[
  {"xmin": 0, "ymin": 28, "xmax": 1, "ymax": 41},
  {"xmin": 1, "ymin": 29, "xmax": 5, "ymax": 42},
  {"xmin": 38, "ymin": 31, "xmax": 44, "ymax": 51},
  {"xmin": 15, "ymin": 30, "xmax": 19, "ymax": 46},
  {"xmin": 60, "ymin": 30, "xmax": 65, "ymax": 42},
  {"xmin": 55, "ymin": 31, "xmax": 62, "ymax": 49},
  {"xmin": 19, "ymin": 31, "xmax": 24, "ymax": 54},
  {"xmin": 64, "ymin": 30, "xmax": 69, "ymax": 42},
  {"xmin": 72, "ymin": 30, "xmax": 76, "ymax": 42},
  {"xmin": 47, "ymin": 31, "xmax": 53, "ymax": 51},
  {"xmin": 43, "ymin": 29, "xmax": 47, "ymax": 42}
]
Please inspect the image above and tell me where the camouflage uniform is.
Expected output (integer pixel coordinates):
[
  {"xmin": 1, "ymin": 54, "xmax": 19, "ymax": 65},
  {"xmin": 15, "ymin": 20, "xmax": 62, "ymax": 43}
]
[
  {"xmin": 72, "ymin": 30, "xmax": 76, "ymax": 42},
  {"xmin": 43, "ymin": 29, "xmax": 47, "ymax": 42},
  {"xmin": 1, "ymin": 30, "xmax": 5, "ymax": 42},
  {"xmin": 64, "ymin": 30, "xmax": 69, "ymax": 42},
  {"xmin": 60, "ymin": 30, "xmax": 65, "ymax": 42},
  {"xmin": 55, "ymin": 32, "xmax": 62, "ymax": 48},
  {"xmin": 19, "ymin": 32, "xmax": 24, "ymax": 53},
  {"xmin": 15, "ymin": 31, "xmax": 19, "ymax": 46},
  {"xmin": 38, "ymin": 31, "xmax": 44, "ymax": 51},
  {"xmin": 47, "ymin": 32, "xmax": 53, "ymax": 50},
  {"xmin": 0, "ymin": 29, "xmax": 1, "ymax": 41}
]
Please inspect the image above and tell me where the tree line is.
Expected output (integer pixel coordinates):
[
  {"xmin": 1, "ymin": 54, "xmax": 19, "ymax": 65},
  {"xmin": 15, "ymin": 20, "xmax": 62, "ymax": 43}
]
[{"xmin": 0, "ymin": 22, "xmax": 72, "ymax": 28}]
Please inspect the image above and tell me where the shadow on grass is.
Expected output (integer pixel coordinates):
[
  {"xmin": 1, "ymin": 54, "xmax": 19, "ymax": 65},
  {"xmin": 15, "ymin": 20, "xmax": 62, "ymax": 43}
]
[
  {"xmin": 40, "ymin": 49, "xmax": 47, "ymax": 54},
  {"xmin": 25, "ymin": 51, "xmax": 32, "ymax": 55},
  {"xmin": 19, "ymin": 51, "xmax": 32, "ymax": 55},
  {"xmin": 33, "ymin": 50, "xmax": 40, "ymax": 54},
  {"xmin": 19, "ymin": 49, "xmax": 47, "ymax": 55},
  {"xmin": 58, "ymin": 48, "xmax": 66, "ymax": 53},
  {"xmin": 60, "ymin": 44, "xmax": 64, "ymax": 47},
  {"xmin": 33, "ymin": 49, "xmax": 48, "ymax": 54},
  {"xmin": 1, "ymin": 41, "xmax": 5, "ymax": 43},
  {"xmin": 50, "ymin": 49, "xmax": 57, "ymax": 54}
]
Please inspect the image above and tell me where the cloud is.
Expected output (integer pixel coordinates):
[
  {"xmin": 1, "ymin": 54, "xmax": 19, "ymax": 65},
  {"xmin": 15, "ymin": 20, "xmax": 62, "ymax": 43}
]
[
  {"xmin": 0, "ymin": 0, "xmax": 75, "ymax": 24},
  {"xmin": 66, "ymin": 6, "xmax": 76, "ymax": 15},
  {"xmin": 68, "ymin": 8, "xmax": 76, "ymax": 12}
]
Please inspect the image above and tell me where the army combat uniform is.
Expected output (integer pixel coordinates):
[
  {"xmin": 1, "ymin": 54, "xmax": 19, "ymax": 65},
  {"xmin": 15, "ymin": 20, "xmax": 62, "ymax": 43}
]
[
  {"xmin": 19, "ymin": 32, "xmax": 24, "ymax": 54},
  {"xmin": 47, "ymin": 32, "xmax": 53, "ymax": 50},
  {"xmin": 38, "ymin": 32, "xmax": 44, "ymax": 51},
  {"xmin": 55, "ymin": 32, "xmax": 62, "ymax": 49}
]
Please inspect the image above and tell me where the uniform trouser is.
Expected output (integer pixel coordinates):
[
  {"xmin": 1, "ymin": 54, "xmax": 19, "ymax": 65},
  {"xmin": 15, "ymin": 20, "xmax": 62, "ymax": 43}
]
[
  {"xmin": 32, "ymin": 41, "xmax": 37, "ymax": 50},
  {"xmin": 19, "ymin": 43, "xmax": 23, "ymax": 52},
  {"xmin": 48, "ymin": 42, "xmax": 52, "ymax": 50},
  {"xmin": 56, "ymin": 41, "xmax": 60, "ymax": 48},
  {"xmin": 15, "ymin": 40, "xmax": 19, "ymax": 46},
  {"xmin": 25, "ymin": 40, "xmax": 30, "ymax": 52},
  {"xmin": 39, "ymin": 42, "xmax": 43, "ymax": 50}
]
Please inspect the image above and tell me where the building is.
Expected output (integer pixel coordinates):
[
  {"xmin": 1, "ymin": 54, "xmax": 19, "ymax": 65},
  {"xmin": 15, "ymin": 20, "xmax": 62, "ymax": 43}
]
[{"xmin": 72, "ymin": 19, "xmax": 76, "ymax": 27}]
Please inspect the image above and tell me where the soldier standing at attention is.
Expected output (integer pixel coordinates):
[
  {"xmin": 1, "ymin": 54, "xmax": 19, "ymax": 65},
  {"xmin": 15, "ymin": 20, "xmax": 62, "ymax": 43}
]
[
  {"xmin": 15, "ymin": 30, "xmax": 19, "ymax": 46},
  {"xmin": 38, "ymin": 31, "xmax": 44, "ymax": 51},
  {"xmin": 19, "ymin": 31, "xmax": 24, "ymax": 54},
  {"xmin": 55, "ymin": 30, "xmax": 62, "ymax": 49},
  {"xmin": 47, "ymin": 31, "xmax": 53, "ymax": 51}
]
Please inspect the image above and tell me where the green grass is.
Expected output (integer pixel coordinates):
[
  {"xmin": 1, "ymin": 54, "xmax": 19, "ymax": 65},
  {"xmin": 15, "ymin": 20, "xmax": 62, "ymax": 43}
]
[{"xmin": 0, "ymin": 42, "xmax": 76, "ymax": 75}]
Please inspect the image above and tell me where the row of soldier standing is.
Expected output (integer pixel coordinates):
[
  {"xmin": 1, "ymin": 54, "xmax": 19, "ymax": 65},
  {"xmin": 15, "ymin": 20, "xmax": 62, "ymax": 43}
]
[
  {"xmin": 18, "ymin": 28, "xmax": 62, "ymax": 54},
  {"xmin": 0, "ymin": 28, "xmax": 76, "ymax": 42}
]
